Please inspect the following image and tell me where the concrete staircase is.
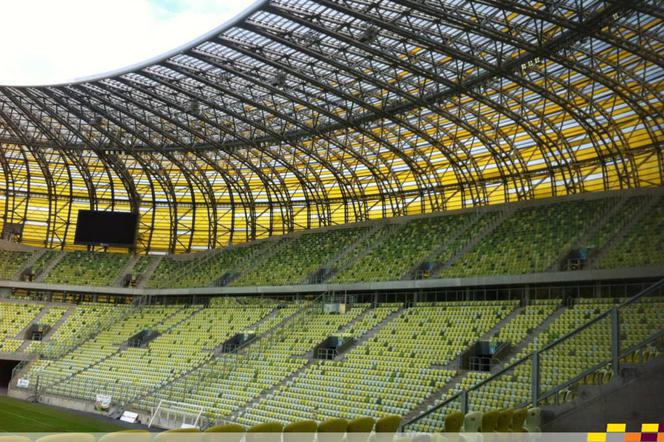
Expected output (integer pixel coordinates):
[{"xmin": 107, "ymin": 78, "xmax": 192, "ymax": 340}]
[
  {"xmin": 334, "ymin": 305, "xmax": 407, "ymax": 361},
  {"xmin": 34, "ymin": 252, "xmax": 65, "ymax": 282},
  {"xmin": 126, "ymin": 301, "xmax": 317, "ymax": 409},
  {"xmin": 545, "ymin": 197, "xmax": 627, "ymax": 272},
  {"xmin": 435, "ymin": 304, "xmax": 524, "ymax": 371},
  {"xmin": 497, "ymin": 303, "xmax": 567, "ymax": 369},
  {"xmin": 325, "ymin": 222, "xmax": 408, "ymax": 282},
  {"xmin": 432, "ymin": 209, "xmax": 513, "ymax": 276},
  {"xmin": 15, "ymin": 304, "xmax": 77, "ymax": 352},
  {"xmin": 136, "ymin": 255, "xmax": 163, "ymax": 288},
  {"xmin": 13, "ymin": 249, "xmax": 47, "ymax": 280},
  {"xmin": 41, "ymin": 305, "xmax": 77, "ymax": 341},
  {"xmin": 227, "ymin": 359, "xmax": 316, "ymax": 423},
  {"xmin": 113, "ymin": 254, "xmax": 141, "ymax": 287},
  {"xmin": 13, "ymin": 305, "xmax": 52, "ymax": 339},
  {"xmin": 402, "ymin": 370, "xmax": 468, "ymax": 424},
  {"xmin": 39, "ymin": 346, "xmax": 125, "ymax": 391},
  {"xmin": 402, "ymin": 212, "xmax": 489, "ymax": 280},
  {"xmin": 590, "ymin": 193, "xmax": 661, "ymax": 269},
  {"xmin": 230, "ymin": 237, "xmax": 292, "ymax": 284}
]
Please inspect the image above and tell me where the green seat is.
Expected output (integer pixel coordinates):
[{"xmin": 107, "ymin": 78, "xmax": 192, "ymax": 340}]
[
  {"xmin": 481, "ymin": 410, "xmax": 500, "ymax": 432},
  {"xmin": 374, "ymin": 415, "xmax": 401, "ymax": 442},
  {"xmin": 348, "ymin": 417, "xmax": 375, "ymax": 433},
  {"xmin": 318, "ymin": 418, "xmax": 349, "ymax": 433},
  {"xmin": 511, "ymin": 408, "xmax": 527, "ymax": 432},
  {"xmin": 496, "ymin": 410, "xmax": 513, "ymax": 432},
  {"xmin": 444, "ymin": 411, "xmax": 464, "ymax": 432},
  {"xmin": 204, "ymin": 423, "xmax": 245, "ymax": 442},
  {"xmin": 284, "ymin": 420, "xmax": 318, "ymax": 433}
]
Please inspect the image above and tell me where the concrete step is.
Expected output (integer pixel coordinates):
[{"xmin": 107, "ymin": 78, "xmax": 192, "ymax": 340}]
[
  {"xmin": 136, "ymin": 256, "xmax": 163, "ymax": 288},
  {"xmin": 34, "ymin": 252, "xmax": 65, "ymax": 282}
]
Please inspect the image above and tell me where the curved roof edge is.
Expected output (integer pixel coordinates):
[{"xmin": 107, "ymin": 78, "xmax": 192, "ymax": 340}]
[{"xmin": 1, "ymin": 0, "xmax": 267, "ymax": 88}]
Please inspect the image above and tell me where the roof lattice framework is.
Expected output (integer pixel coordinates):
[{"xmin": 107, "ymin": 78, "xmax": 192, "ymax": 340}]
[{"xmin": 0, "ymin": 0, "xmax": 662, "ymax": 253}]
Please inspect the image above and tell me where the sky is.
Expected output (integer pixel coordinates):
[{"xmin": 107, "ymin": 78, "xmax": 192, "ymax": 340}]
[{"xmin": 0, "ymin": 0, "xmax": 251, "ymax": 85}]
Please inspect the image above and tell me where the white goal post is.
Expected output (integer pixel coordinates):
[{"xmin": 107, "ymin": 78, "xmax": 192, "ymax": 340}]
[{"xmin": 148, "ymin": 399, "xmax": 206, "ymax": 430}]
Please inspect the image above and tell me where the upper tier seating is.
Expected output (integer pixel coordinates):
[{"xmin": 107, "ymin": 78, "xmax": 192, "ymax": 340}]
[
  {"xmin": 147, "ymin": 243, "xmax": 270, "ymax": 288},
  {"xmin": 330, "ymin": 214, "xmax": 480, "ymax": 283},
  {"xmin": 43, "ymin": 251, "xmax": 129, "ymax": 286},
  {"xmin": 0, "ymin": 249, "xmax": 32, "ymax": 279},
  {"xmin": 440, "ymin": 199, "xmax": 610, "ymax": 277},
  {"xmin": 1, "ymin": 192, "xmax": 663, "ymax": 288},
  {"xmin": 233, "ymin": 228, "xmax": 368, "ymax": 286},
  {"xmin": 599, "ymin": 196, "xmax": 664, "ymax": 269},
  {"xmin": 30, "ymin": 250, "xmax": 58, "ymax": 279}
]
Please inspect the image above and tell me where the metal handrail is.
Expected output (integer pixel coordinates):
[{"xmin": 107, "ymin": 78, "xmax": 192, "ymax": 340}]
[{"xmin": 403, "ymin": 277, "xmax": 664, "ymax": 430}]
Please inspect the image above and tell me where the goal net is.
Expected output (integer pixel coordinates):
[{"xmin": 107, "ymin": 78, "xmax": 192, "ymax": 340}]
[{"xmin": 148, "ymin": 399, "xmax": 206, "ymax": 430}]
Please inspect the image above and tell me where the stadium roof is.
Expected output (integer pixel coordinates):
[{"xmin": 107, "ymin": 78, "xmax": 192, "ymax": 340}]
[{"xmin": 0, "ymin": 0, "xmax": 662, "ymax": 253}]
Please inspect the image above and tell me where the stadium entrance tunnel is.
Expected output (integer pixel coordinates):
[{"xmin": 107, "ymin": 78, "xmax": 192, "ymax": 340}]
[
  {"xmin": 218, "ymin": 331, "xmax": 257, "ymax": 353},
  {"xmin": 125, "ymin": 329, "xmax": 161, "ymax": 348},
  {"xmin": 314, "ymin": 335, "xmax": 356, "ymax": 360},
  {"xmin": 0, "ymin": 359, "xmax": 21, "ymax": 394},
  {"xmin": 460, "ymin": 341, "xmax": 512, "ymax": 372}
]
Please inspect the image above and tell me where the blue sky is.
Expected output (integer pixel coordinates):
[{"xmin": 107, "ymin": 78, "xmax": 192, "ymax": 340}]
[{"xmin": 0, "ymin": 0, "xmax": 251, "ymax": 85}]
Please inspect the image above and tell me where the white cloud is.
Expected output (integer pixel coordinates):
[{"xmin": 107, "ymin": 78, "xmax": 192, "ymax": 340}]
[{"xmin": 0, "ymin": 0, "xmax": 252, "ymax": 85}]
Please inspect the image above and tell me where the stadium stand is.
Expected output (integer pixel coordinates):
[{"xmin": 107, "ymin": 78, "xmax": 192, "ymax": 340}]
[
  {"xmin": 147, "ymin": 242, "xmax": 270, "ymax": 288},
  {"xmin": 0, "ymin": 301, "xmax": 43, "ymax": 352},
  {"xmin": 598, "ymin": 196, "xmax": 664, "ymax": 269},
  {"xmin": 0, "ymin": 0, "xmax": 661, "ymax": 436},
  {"xmin": 440, "ymin": 200, "xmax": 610, "ymax": 278},
  {"xmin": 1, "ymin": 192, "xmax": 664, "ymax": 288},
  {"xmin": 11, "ymin": 288, "xmax": 660, "ymax": 434},
  {"xmin": 30, "ymin": 251, "xmax": 59, "ymax": 280},
  {"xmin": 43, "ymin": 251, "xmax": 129, "ymax": 286},
  {"xmin": 232, "ymin": 228, "xmax": 369, "ymax": 286},
  {"xmin": 0, "ymin": 249, "xmax": 32, "ymax": 280}
]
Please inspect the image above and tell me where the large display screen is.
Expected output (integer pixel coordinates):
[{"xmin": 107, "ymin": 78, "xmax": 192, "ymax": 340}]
[{"xmin": 74, "ymin": 210, "xmax": 138, "ymax": 247}]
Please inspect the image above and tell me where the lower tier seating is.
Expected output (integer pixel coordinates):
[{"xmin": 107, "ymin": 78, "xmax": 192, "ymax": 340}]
[{"xmin": 14, "ymin": 291, "xmax": 662, "ymax": 433}]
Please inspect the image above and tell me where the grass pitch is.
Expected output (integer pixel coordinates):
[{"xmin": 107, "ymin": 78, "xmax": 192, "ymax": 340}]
[{"xmin": 0, "ymin": 395, "xmax": 126, "ymax": 432}]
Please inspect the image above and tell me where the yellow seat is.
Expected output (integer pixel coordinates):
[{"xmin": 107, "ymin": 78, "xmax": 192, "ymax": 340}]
[
  {"xmin": 444, "ymin": 411, "xmax": 464, "ymax": 433},
  {"xmin": 510, "ymin": 408, "xmax": 527, "ymax": 432},
  {"xmin": 0, "ymin": 437, "xmax": 32, "ymax": 442},
  {"xmin": 481, "ymin": 410, "xmax": 500, "ymax": 432},
  {"xmin": 154, "ymin": 428, "xmax": 201, "ymax": 442},
  {"xmin": 36, "ymin": 434, "xmax": 96, "ymax": 442},
  {"xmin": 284, "ymin": 420, "xmax": 317, "ymax": 442},
  {"xmin": 247, "ymin": 422, "xmax": 283, "ymax": 442},
  {"xmin": 204, "ymin": 423, "xmax": 245, "ymax": 442},
  {"xmin": 98, "ymin": 430, "xmax": 152, "ymax": 442}
]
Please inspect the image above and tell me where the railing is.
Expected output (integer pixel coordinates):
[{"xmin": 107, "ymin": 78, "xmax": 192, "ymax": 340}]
[{"xmin": 403, "ymin": 278, "xmax": 664, "ymax": 431}]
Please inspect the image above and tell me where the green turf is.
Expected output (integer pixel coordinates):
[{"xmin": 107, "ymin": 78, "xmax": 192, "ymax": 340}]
[{"xmin": 0, "ymin": 395, "xmax": 126, "ymax": 432}]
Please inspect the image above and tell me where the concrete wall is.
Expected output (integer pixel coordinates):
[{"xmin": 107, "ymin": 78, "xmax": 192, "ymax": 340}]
[{"xmin": 544, "ymin": 357, "xmax": 664, "ymax": 432}]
